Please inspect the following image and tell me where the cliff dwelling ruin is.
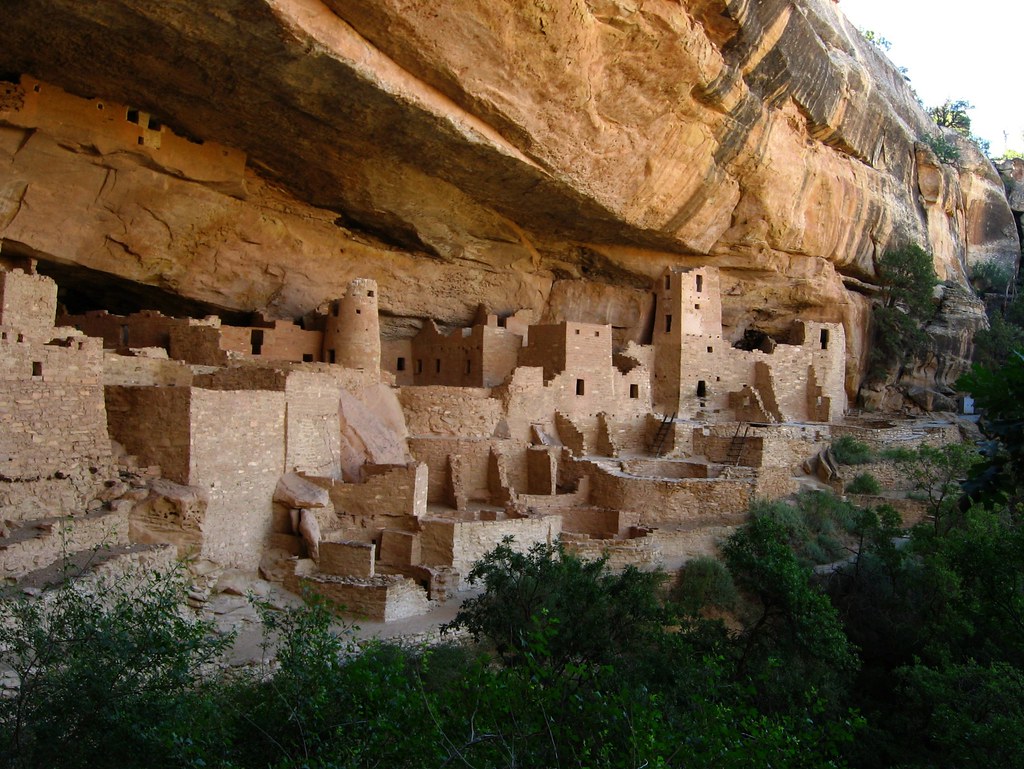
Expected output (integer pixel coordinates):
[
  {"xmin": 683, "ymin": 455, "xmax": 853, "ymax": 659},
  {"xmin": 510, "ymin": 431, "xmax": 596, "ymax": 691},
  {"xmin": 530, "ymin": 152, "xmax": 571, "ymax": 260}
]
[{"xmin": 0, "ymin": 256, "xmax": 963, "ymax": 621}]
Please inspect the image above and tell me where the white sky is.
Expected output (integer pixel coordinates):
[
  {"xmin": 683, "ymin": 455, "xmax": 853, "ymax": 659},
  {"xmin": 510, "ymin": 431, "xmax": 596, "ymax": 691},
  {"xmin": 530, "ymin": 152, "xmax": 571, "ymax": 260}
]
[{"xmin": 840, "ymin": 0, "xmax": 1024, "ymax": 157}]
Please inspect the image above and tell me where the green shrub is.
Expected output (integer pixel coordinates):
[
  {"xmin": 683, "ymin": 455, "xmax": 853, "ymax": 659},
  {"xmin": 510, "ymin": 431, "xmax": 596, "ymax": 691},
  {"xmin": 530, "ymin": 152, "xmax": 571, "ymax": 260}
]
[
  {"xmin": 922, "ymin": 133, "xmax": 960, "ymax": 164},
  {"xmin": 832, "ymin": 434, "xmax": 875, "ymax": 465},
  {"xmin": 0, "ymin": 563, "xmax": 230, "ymax": 769},
  {"xmin": 847, "ymin": 472, "xmax": 883, "ymax": 495},
  {"xmin": 880, "ymin": 446, "xmax": 918, "ymax": 462},
  {"xmin": 670, "ymin": 555, "xmax": 738, "ymax": 616},
  {"xmin": 971, "ymin": 260, "xmax": 1015, "ymax": 295}
]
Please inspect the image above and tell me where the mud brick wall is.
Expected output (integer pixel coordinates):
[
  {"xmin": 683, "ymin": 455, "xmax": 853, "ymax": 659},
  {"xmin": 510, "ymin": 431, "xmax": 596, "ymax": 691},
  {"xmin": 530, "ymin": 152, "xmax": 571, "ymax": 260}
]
[
  {"xmin": 558, "ymin": 507, "xmax": 634, "ymax": 538},
  {"xmin": 6, "ymin": 76, "xmax": 246, "ymax": 189},
  {"xmin": 169, "ymin": 323, "xmax": 228, "ymax": 366},
  {"xmin": 419, "ymin": 515, "xmax": 562, "ymax": 575},
  {"xmin": 831, "ymin": 421, "xmax": 962, "ymax": 452},
  {"xmin": 646, "ymin": 524, "xmax": 739, "ymax": 561},
  {"xmin": 754, "ymin": 466, "xmax": 799, "ymax": 500},
  {"xmin": 287, "ymin": 573, "xmax": 429, "ymax": 621},
  {"xmin": 587, "ymin": 464, "xmax": 752, "ymax": 526},
  {"xmin": 217, "ymin": 322, "xmax": 323, "ymax": 363},
  {"xmin": 1, "ymin": 334, "xmax": 110, "ymax": 481},
  {"xmin": 188, "ymin": 388, "xmax": 286, "ymax": 569},
  {"xmin": 408, "ymin": 437, "xmax": 512, "ymax": 504},
  {"xmin": 380, "ymin": 529, "xmax": 421, "ymax": 566}
]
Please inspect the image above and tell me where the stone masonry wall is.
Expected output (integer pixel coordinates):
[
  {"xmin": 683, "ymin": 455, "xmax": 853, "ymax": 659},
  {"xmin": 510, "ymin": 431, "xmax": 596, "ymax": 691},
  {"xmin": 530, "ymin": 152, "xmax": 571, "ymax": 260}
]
[
  {"xmin": 0, "ymin": 269, "xmax": 57, "ymax": 338},
  {"xmin": 419, "ymin": 514, "xmax": 562, "ymax": 575},
  {"xmin": 586, "ymin": 463, "xmax": 751, "ymax": 526},
  {"xmin": 105, "ymin": 386, "xmax": 192, "ymax": 482},
  {"xmin": 1, "ymin": 332, "xmax": 110, "ymax": 482},
  {"xmin": 188, "ymin": 388, "xmax": 286, "ymax": 569},
  {"xmin": 284, "ymin": 371, "xmax": 343, "ymax": 476}
]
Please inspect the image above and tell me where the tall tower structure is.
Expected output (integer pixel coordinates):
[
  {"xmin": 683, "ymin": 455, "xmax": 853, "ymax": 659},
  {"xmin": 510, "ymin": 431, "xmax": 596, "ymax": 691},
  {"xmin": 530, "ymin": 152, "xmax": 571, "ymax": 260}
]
[
  {"xmin": 651, "ymin": 266, "xmax": 724, "ymax": 414},
  {"xmin": 322, "ymin": 278, "xmax": 381, "ymax": 371}
]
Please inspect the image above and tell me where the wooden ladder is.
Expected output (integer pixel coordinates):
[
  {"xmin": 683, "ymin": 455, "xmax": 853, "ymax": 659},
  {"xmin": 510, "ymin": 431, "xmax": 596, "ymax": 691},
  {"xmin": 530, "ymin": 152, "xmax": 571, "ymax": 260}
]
[
  {"xmin": 651, "ymin": 412, "xmax": 676, "ymax": 456},
  {"xmin": 726, "ymin": 422, "xmax": 749, "ymax": 466}
]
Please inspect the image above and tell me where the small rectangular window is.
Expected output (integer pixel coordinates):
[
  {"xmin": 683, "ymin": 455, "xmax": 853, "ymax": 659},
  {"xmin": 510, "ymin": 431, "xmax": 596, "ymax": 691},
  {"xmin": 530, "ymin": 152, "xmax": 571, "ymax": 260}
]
[
  {"xmin": 497, "ymin": 316, "xmax": 507, "ymax": 328},
  {"xmin": 707, "ymin": 346, "xmax": 713, "ymax": 353},
  {"xmin": 696, "ymin": 274, "xmax": 703, "ymax": 292},
  {"xmin": 368, "ymin": 290, "xmax": 375, "ymax": 297},
  {"xmin": 696, "ymin": 380, "xmax": 707, "ymax": 397},
  {"xmin": 665, "ymin": 315, "xmax": 672, "ymax": 333},
  {"xmin": 302, "ymin": 354, "xmax": 314, "ymax": 362},
  {"xmin": 575, "ymin": 329, "xmax": 580, "ymax": 335},
  {"xmin": 594, "ymin": 330, "xmax": 600, "ymax": 337},
  {"xmin": 126, "ymin": 108, "xmax": 139, "ymax": 124},
  {"xmin": 665, "ymin": 274, "xmax": 671, "ymax": 290},
  {"xmin": 32, "ymin": 361, "xmax": 42, "ymax": 377},
  {"xmin": 576, "ymin": 379, "xmax": 585, "ymax": 396},
  {"xmin": 356, "ymin": 308, "xmax": 361, "ymax": 315},
  {"xmin": 629, "ymin": 384, "xmax": 639, "ymax": 399},
  {"xmin": 465, "ymin": 360, "xmax": 471, "ymax": 375},
  {"xmin": 328, "ymin": 349, "xmax": 336, "ymax": 364},
  {"xmin": 694, "ymin": 303, "xmax": 700, "ymax": 310},
  {"xmin": 435, "ymin": 359, "xmax": 441, "ymax": 373},
  {"xmin": 820, "ymin": 329, "xmax": 829, "ymax": 350},
  {"xmin": 397, "ymin": 357, "xmax": 406, "ymax": 371},
  {"xmin": 416, "ymin": 359, "xmax": 423, "ymax": 374}
]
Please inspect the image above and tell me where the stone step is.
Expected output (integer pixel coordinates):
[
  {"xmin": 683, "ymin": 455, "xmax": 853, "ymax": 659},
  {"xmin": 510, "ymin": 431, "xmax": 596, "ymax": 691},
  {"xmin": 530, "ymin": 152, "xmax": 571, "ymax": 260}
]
[{"xmin": 0, "ymin": 508, "xmax": 130, "ymax": 582}]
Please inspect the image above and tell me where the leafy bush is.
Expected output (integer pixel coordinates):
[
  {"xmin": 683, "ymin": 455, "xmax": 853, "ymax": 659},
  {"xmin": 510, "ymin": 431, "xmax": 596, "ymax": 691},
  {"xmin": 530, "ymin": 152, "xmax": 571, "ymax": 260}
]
[
  {"xmin": 880, "ymin": 446, "xmax": 918, "ymax": 462},
  {"xmin": 749, "ymin": 491, "xmax": 858, "ymax": 566},
  {"xmin": 970, "ymin": 260, "xmax": 1015, "ymax": 295},
  {"xmin": 847, "ymin": 472, "xmax": 883, "ymax": 495},
  {"xmin": 670, "ymin": 555, "xmax": 737, "ymax": 616},
  {"xmin": 0, "ymin": 564, "xmax": 230, "ymax": 769},
  {"xmin": 444, "ymin": 538, "xmax": 666, "ymax": 671},
  {"xmin": 832, "ymin": 434, "xmax": 875, "ymax": 465},
  {"xmin": 922, "ymin": 133, "xmax": 960, "ymax": 164}
]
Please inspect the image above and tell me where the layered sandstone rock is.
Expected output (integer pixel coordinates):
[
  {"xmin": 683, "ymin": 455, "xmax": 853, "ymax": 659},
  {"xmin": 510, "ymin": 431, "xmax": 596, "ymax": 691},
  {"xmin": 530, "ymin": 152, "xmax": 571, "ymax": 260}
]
[{"xmin": 0, "ymin": 0, "xmax": 1018, "ymax": 400}]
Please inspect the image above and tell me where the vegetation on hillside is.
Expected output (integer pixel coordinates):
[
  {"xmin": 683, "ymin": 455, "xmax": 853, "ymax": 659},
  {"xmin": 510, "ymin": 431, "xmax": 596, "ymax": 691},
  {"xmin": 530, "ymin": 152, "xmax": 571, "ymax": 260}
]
[{"xmin": 2, "ymin": 347, "xmax": 1023, "ymax": 768}]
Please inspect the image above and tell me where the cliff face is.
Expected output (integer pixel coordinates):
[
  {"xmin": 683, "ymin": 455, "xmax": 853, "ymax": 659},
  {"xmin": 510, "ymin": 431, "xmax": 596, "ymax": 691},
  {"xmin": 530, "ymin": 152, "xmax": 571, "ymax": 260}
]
[{"xmin": 0, "ymin": 0, "xmax": 1017, "ymax": 401}]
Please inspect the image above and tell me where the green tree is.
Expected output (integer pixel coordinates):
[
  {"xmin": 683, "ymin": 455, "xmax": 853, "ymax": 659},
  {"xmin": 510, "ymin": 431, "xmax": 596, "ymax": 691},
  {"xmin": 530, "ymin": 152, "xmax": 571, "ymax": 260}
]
[
  {"xmin": 723, "ymin": 515, "xmax": 858, "ymax": 713},
  {"xmin": 930, "ymin": 99, "xmax": 973, "ymax": 137},
  {"xmin": 869, "ymin": 244, "xmax": 938, "ymax": 381},
  {"xmin": 445, "ymin": 538, "xmax": 666, "ymax": 673}
]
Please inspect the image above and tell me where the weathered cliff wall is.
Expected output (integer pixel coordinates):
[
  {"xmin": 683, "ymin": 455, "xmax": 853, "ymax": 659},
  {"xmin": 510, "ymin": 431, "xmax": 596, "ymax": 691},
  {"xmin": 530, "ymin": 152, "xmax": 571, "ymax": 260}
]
[{"xmin": 0, "ymin": 0, "xmax": 1017, "ymax": 398}]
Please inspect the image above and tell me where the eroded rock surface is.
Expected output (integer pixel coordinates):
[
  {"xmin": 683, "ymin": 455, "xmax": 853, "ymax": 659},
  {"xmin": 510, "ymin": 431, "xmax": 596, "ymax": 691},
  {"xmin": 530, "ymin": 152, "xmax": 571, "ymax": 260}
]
[{"xmin": 0, "ymin": 0, "xmax": 1019, "ymax": 399}]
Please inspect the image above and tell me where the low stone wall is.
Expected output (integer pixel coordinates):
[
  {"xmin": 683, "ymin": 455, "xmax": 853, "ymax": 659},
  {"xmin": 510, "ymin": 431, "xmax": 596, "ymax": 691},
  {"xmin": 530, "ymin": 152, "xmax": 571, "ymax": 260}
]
[
  {"xmin": 620, "ymin": 458, "xmax": 712, "ymax": 479},
  {"xmin": 420, "ymin": 515, "xmax": 562, "ymax": 575},
  {"xmin": 832, "ymin": 420, "xmax": 962, "ymax": 451},
  {"xmin": 838, "ymin": 461, "xmax": 914, "ymax": 492},
  {"xmin": 285, "ymin": 570, "xmax": 430, "ymax": 621},
  {"xmin": 0, "ymin": 508, "xmax": 129, "ymax": 581},
  {"xmin": 586, "ymin": 463, "xmax": 751, "ymax": 526},
  {"xmin": 561, "ymin": 532, "xmax": 662, "ymax": 571},
  {"xmin": 644, "ymin": 524, "xmax": 738, "ymax": 563}
]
